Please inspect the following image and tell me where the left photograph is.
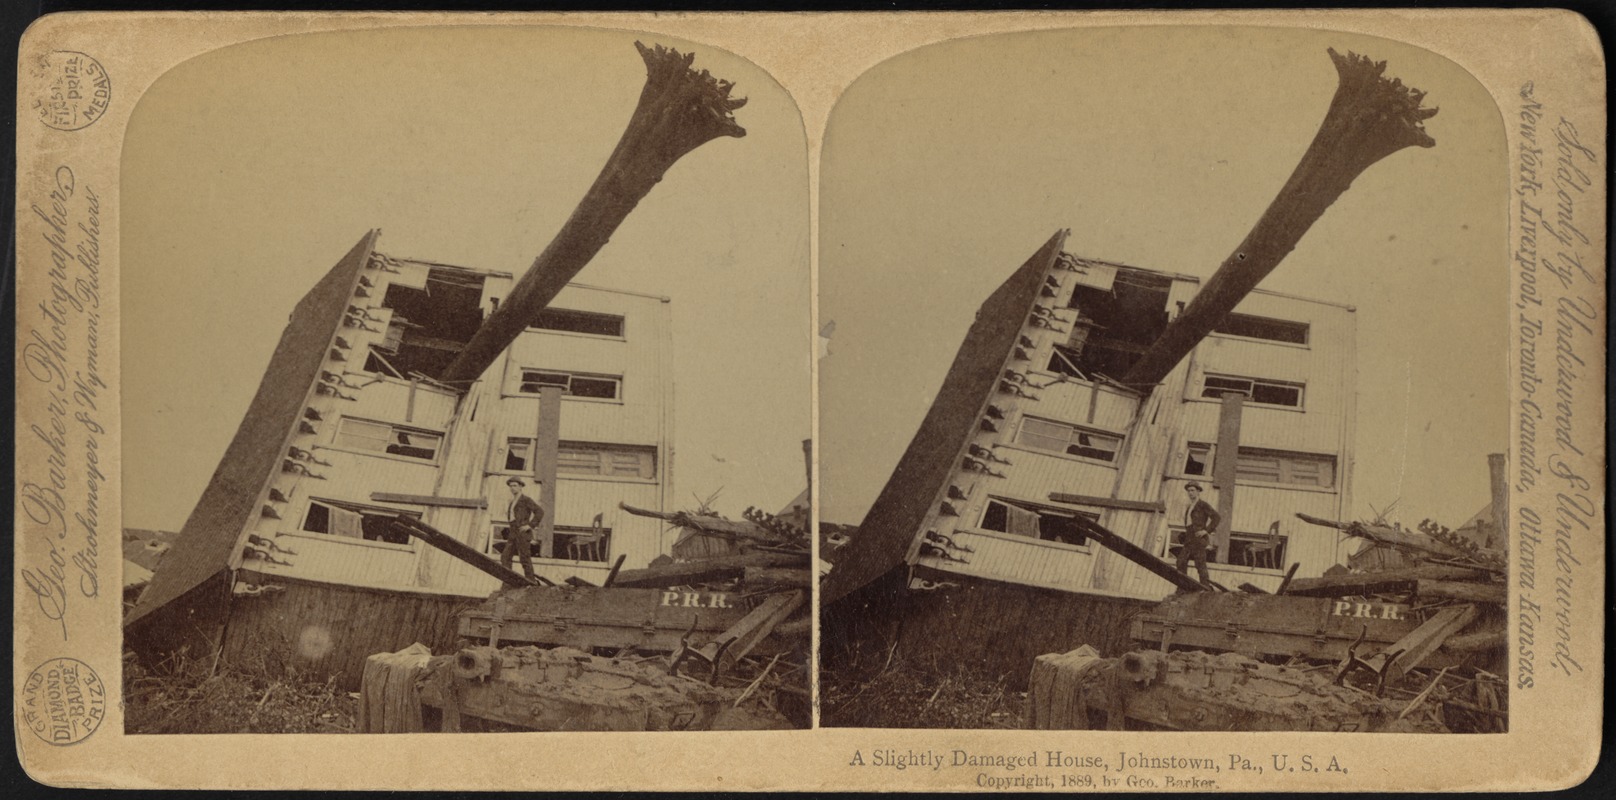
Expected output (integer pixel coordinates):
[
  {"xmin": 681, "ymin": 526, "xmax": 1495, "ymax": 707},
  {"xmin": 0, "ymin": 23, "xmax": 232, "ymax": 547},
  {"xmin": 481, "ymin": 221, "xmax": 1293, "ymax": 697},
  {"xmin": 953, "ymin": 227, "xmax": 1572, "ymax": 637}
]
[{"xmin": 119, "ymin": 27, "xmax": 811, "ymax": 732}]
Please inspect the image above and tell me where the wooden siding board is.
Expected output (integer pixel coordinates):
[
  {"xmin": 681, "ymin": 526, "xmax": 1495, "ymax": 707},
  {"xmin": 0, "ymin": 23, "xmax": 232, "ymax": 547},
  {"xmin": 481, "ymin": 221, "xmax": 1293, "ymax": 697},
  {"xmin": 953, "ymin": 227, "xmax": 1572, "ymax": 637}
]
[
  {"xmin": 130, "ymin": 231, "xmax": 379, "ymax": 626},
  {"xmin": 825, "ymin": 231, "xmax": 1069, "ymax": 604}
]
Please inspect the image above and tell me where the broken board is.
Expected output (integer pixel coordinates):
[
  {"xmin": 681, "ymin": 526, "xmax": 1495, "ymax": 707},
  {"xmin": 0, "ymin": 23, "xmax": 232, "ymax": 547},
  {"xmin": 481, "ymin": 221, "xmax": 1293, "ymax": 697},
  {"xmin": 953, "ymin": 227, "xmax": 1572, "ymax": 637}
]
[
  {"xmin": 458, "ymin": 585, "xmax": 754, "ymax": 653},
  {"xmin": 1131, "ymin": 592, "xmax": 1462, "ymax": 667}
]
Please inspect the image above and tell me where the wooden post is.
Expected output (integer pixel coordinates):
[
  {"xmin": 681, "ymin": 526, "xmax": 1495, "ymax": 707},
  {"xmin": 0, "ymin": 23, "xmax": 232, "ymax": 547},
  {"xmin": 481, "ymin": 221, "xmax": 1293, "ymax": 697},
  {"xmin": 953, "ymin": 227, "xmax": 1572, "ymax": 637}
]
[
  {"xmin": 1212, "ymin": 392, "xmax": 1244, "ymax": 563},
  {"xmin": 1487, "ymin": 452, "xmax": 1508, "ymax": 550},
  {"xmin": 534, "ymin": 385, "xmax": 562, "ymax": 559}
]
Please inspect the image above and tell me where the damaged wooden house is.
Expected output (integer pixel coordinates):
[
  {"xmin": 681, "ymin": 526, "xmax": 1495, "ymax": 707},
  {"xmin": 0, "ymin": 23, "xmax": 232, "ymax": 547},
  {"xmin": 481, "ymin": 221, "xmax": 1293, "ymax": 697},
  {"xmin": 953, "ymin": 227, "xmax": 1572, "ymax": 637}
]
[
  {"xmin": 823, "ymin": 48, "xmax": 1445, "ymax": 685},
  {"xmin": 126, "ymin": 41, "xmax": 756, "ymax": 691},
  {"xmin": 126, "ymin": 232, "xmax": 678, "ymax": 684}
]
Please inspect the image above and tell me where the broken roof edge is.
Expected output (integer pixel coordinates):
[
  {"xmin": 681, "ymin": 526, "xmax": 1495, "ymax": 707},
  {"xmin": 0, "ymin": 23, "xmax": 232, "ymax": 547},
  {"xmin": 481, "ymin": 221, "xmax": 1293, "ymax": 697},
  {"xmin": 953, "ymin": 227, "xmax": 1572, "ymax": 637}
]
[
  {"xmin": 127, "ymin": 230, "xmax": 380, "ymax": 627},
  {"xmin": 822, "ymin": 229, "xmax": 1069, "ymax": 606}
]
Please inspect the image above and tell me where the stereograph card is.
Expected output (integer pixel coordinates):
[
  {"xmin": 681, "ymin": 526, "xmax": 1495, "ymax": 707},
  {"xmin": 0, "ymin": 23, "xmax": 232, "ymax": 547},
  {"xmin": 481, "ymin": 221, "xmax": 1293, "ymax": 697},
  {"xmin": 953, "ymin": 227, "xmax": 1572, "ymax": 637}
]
[{"xmin": 12, "ymin": 9, "xmax": 1605, "ymax": 792}]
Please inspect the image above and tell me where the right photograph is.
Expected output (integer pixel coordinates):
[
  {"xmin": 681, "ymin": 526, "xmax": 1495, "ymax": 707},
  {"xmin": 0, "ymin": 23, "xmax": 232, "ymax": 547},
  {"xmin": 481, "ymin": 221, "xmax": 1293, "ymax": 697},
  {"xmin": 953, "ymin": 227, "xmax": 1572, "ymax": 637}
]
[{"xmin": 818, "ymin": 27, "xmax": 1509, "ymax": 732}]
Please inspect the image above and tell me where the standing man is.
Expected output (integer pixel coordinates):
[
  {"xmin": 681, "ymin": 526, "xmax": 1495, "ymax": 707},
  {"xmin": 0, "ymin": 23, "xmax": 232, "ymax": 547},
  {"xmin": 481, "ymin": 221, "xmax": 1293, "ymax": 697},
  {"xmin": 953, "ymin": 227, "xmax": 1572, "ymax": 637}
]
[
  {"xmin": 1177, "ymin": 482, "xmax": 1221, "ymax": 586},
  {"xmin": 500, "ymin": 477, "xmax": 545, "ymax": 581}
]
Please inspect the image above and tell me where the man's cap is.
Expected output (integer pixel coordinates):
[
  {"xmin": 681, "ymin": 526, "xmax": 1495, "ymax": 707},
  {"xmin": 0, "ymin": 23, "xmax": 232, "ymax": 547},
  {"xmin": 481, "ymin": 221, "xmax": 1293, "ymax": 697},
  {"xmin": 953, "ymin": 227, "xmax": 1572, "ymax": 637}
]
[
  {"xmin": 1185, "ymin": 481, "xmax": 1204, "ymax": 492},
  {"xmin": 506, "ymin": 477, "xmax": 525, "ymax": 487}
]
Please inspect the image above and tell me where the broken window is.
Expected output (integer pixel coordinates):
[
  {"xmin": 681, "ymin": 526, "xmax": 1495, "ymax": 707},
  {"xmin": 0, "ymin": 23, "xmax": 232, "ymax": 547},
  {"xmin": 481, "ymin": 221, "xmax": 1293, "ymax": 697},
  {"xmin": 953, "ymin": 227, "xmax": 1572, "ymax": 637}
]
[
  {"xmin": 1059, "ymin": 264, "xmax": 1173, "ymax": 379},
  {"xmin": 372, "ymin": 264, "xmax": 489, "ymax": 382},
  {"xmin": 531, "ymin": 308, "xmax": 625, "ymax": 338},
  {"xmin": 516, "ymin": 369, "xmax": 622, "ymax": 400},
  {"xmin": 1214, "ymin": 313, "xmax": 1309, "ymax": 345},
  {"xmin": 1015, "ymin": 417, "xmax": 1121, "ymax": 462},
  {"xmin": 1201, "ymin": 374, "xmax": 1304, "ymax": 408},
  {"xmin": 301, "ymin": 499, "xmax": 419, "ymax": 545},
  {"xmin": 488, "ymin": 523, "xmax": 612, "ymax": 564},
  {"xmin": 979, "ymin": 498, "xmax": 1092, "ymax": 547},
  {"xmin": 333, "ymin": 418, "xmax": 444, "ymax": 462},
  {"xmin": 1183, "ymin": 443, "xmax": 1336, "ymax": 488},
  {"xmin": 498, "ymin": 439, "xmax": 657, "ymax": 480}
]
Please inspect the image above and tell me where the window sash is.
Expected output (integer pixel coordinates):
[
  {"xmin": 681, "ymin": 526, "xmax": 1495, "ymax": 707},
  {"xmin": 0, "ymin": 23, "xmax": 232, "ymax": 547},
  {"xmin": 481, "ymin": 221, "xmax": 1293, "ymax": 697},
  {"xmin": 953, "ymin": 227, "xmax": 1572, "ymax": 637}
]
[
  {"xmin": 1015, "ymin": 417, "xmax": 1120, "ymax": 461},
  {"xmin": 516, "ymin": 369, "xmax": 622, "ymax": 400},
  {"xmin": 1201, "ymin": 374, "xmax": 1304, "ymax": 408},
  {"xmin": 334, "ymin": 419, "xmax": 442, "ymax": 462},
  {"xmin": 1185, "ymin": 443, "xmax": 1335, "ymax": 488},
  {"xmin": 502, "ymin": 439, "xmax": 657, "ymax": 480}
]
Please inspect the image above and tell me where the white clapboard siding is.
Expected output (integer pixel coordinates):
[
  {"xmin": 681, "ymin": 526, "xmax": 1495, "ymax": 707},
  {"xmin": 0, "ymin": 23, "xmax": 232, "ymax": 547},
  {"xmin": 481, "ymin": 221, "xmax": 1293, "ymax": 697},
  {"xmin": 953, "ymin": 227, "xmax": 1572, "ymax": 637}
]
[{"xmin": 915, "ymin": 528, "xmax": 1097, "ymax": 593}]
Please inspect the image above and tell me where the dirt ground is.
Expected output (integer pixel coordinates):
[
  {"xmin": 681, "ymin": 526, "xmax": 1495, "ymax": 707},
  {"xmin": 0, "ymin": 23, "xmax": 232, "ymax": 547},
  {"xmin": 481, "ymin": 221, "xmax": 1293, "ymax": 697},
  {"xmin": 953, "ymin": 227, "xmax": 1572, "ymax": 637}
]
[
  {"xmin": 819, "ymin": 658, "xmax": 1023, "ymax": 729},
  {"xmin": 123, "ymin": 653, "xmax": 356, "ymax": 735}
]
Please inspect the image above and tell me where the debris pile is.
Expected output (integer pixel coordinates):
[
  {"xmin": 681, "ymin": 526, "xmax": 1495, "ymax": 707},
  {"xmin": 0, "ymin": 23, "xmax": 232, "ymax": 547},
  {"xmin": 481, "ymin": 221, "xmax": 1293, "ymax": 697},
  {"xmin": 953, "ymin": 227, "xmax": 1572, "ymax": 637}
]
[
  {"xmin": 1029, "ymin": 511, "xmax": 1508, "ymax": 733},
  {"xmin": 361, "ymin": 500, "xmax": 811, "ymax": 731}
]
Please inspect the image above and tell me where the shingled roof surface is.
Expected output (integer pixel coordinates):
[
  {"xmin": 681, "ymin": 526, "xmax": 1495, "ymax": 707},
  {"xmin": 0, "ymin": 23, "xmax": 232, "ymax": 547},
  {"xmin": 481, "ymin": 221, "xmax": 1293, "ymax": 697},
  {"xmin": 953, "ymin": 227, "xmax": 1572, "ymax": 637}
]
[
  {"xmin": 127, "ymin": 231, "xmax": 378, "ymax": 625},
  {"xmin": 822, "ymin": 230, "xmax": 1068, "ymax": 605}
]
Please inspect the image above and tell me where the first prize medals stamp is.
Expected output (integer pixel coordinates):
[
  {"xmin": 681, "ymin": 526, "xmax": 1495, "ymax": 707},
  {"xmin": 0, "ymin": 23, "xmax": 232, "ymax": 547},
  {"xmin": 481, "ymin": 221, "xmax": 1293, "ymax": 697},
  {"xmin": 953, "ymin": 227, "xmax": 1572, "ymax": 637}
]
[
  {"xmin": 33, "ymin": 51, "xmax": 111, "ymax": 131},
  {"xmin": 21, "ymin": 657, "xmax": 107, "ymax": 745}
]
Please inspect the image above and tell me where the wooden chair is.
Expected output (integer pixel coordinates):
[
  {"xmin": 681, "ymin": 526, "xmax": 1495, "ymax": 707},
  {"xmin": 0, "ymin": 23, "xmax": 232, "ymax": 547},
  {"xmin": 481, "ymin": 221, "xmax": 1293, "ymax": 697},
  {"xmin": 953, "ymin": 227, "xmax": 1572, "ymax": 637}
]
[
  {"xmin": 1248, "ymin": 521, "xmax": 1283, "ymax": 570},
  {"xmin": 568, "ymin": 513, "xmax": 607, "ymax": 562}
]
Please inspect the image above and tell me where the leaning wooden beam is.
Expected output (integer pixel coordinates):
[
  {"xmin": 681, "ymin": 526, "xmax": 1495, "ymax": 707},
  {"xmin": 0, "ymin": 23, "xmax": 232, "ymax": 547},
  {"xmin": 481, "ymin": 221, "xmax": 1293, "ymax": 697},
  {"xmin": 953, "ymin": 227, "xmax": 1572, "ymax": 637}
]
[
  {"xmin": 608, "ymin": 552, "xmax": 806, "ymax": 589},
  {"xmin": 388, "ymin": 516, "xmax": 550, "ymax": 588},
  {"xmin": 440, "ymin": 43, "xmax": 746, "ymax": 386},
  {"xmin": 1381, "ymin": 604, "xmax": 1477, "ymax": 685},
  {"xmin": 742, "ymin": 567, "xmax": 812, "ymax": 591},
  {"xmin": 1283, "ymin": 564, "xmax": 1493, "ymax": 597},
  {"xmin": 1122, "ymin": 49, "xmax": 1437, "ymax": 388},
  {"xmin": 716, "ymin": 590, "xmax": 806, "ymax": 667},
  {"xmin": 1069, "ymin": 514, "xmax": 1207, "ymax": 593},
  {"xmin": 1295, "ymin": 513, "xmax": 1470, "ymax": 561}
]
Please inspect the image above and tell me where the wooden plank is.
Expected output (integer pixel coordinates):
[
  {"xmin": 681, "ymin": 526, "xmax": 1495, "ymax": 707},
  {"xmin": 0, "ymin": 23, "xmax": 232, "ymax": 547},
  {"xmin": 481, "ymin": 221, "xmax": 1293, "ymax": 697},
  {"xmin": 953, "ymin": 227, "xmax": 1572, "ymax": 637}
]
[
  {"xmin": 1283, "ymin": 565, "xmax": 1490, "ymax": 597},
  {"xmin": 370, "ymin": 492, "xmax": 487, "ymax": 509},
  {"xmin": 1212, "ymin": 392, "xmax": 1243, "ymax": 563},
  {"xmin": 1383, "ymin": 604, "xmax": 1478, "ymax": 684},
  {"xmin": 1046, "ymin": 493, "xmax": 1166, "ymax": 513},
  {"xmin": 389, "ymin": 516, "xmax": 545, "ymax": 588},
  {"xmin": 719, "ymin": 591, "xmax": 805, "ymax": 665},
  {"xmin": 741, "ymin": 567, "xmax": 812, "ymax": 591},
  {"xmin": 458, "ymin": 585, "xmax": 753, "ymax": 652},
  {"xmin": 534, "ymin": 385, "xmax": 562, "ymax": 559},
  {"xmin": 1069, "ymin": 514, "xmax": 1206, "ymax": 593},
  {"xmin": 609, "ymin": 552, "xmax": 806, "ymax": 589},
  {"xmin": 1416, "ymin": 580, "xmax": 1505, "ymax": 605}
]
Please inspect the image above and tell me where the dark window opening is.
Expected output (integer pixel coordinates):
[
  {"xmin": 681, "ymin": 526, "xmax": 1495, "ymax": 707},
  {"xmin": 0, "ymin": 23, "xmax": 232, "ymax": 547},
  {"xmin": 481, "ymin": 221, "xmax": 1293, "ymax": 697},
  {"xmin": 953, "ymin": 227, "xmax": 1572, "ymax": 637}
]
[
  {"xmin": 517, "ymin": 369, "xmax": 621, "ymax": 400},
  {"xmin": 1167, "ymin": 527, "xmax": 1288, "ymax": 570},
  {"xmin": 302, "ymin": 500, "xmax": 418, "ymax": 545},
  {"xmin": 374, "ymin": 265, "xmax": 489, "ymax": 382},
  {"xmin": 1214, "ymin": 313, "xmax": 1309, "ymax": 345},
  {"xmin": 490, "ymin": 524, "xmax": 612, "ymax": 563},
  {"xmin": 1059, "ymin": 263, "xmax": 1173, "ymax": 380},
  {"xmin": 334, "ymin": 418, "xmax": 444, "ymax": 462},
  {"xmin": 979, "ymin": 499, "xmax": 1092, "ymax": 547},
  {"xmin": 1201, "ymin": 374, "xmax": 1304, "ymax": 408},
  {"xmin": 532, "ymin": 308, "xmax": 625, "ymax": 338}
]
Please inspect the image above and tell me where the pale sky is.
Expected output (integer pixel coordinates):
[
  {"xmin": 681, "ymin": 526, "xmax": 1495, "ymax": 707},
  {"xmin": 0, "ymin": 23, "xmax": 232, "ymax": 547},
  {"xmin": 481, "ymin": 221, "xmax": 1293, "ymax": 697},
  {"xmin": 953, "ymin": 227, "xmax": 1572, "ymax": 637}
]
[
  {"xmin": 121, "ymin": 27, "xmax": 809, "ymax": 532},
  {"xmin": 819, "ymin": 26, "xmax": 1508, "ymax": 530}
]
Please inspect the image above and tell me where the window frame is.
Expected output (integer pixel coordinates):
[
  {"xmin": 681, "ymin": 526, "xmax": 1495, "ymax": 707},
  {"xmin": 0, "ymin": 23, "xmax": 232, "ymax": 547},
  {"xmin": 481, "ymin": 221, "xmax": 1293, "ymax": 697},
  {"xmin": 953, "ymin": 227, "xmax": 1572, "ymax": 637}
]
[
  {"xmin": 1210, "ymin": 312, "xmax": 1311, "ymax": 347},
  {"xmin": 293, "ymin": 497, "xmax": 423, "ymax": 550},
  {"xmin": 1181, "ymin": 442, "xmax": 1337, "ymax": 490},
  {"xmin": 329, "ymin": 417, "xmax": 446, "ymax": 464},
  {"xmin": 492, "ymin": 438, "xmax": 658, "ymax": 483},
  {"xmin": 971, "ymin": 497, "xmax": 1096, "ymax": 551},
  {"xmin": 526, "ymin": 307, "xmax": 627, "ymax": 340},
  {"xmin": 486, "ymin": 522, "xmax": 614, "ymax": 564},
  {"xmin": 1199, "ymin": 373, "xmax": 1306, "ymax": 410},
  {"xmin": 508, "ymin": 367, "xmax": 624, "ymax": 402},
  {"xmin": 1011, "ymin": 415, "xmax": 1123, "ymax": 464},
  {"xmin": 1166, "ymin": 526, "xmax": 1289, "ymax": 572}
]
